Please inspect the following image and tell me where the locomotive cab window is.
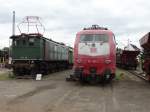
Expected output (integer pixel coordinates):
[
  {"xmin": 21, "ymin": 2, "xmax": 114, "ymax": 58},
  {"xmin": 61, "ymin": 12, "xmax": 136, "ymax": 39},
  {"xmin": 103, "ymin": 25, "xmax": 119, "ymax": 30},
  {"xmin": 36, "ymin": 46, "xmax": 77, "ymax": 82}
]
[
  {"xmin": 13, "ymin": 40, "xmax": 17, "ymax": 46},
  {"xmin": 94, "ymin": 34, "xmax": 109, "ymax": 42},
  {"xmin": 80, "ymin": 35, "xmax": 93, "ymax": 42},
  {"xmin": 22, "ymin": 39, "xmax": 26, "ymax": 45},
  {"xmin": 80, "ymin": 34, "xmax": 109, "ymax": 42},
  {"xmin": 29, "ymin": 38, "xmax": 35, "ymax": 46},
  {"xmin": 13, "ymin": 40, "xmax": 20, "ymax": 46}
]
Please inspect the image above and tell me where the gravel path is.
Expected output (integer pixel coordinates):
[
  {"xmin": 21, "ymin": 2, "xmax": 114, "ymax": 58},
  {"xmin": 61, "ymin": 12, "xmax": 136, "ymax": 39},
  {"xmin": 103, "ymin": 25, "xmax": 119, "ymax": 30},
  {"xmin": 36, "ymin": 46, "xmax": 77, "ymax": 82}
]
[{"xmin": 0, "ymin": 69, "xmax": 150, "ymax": 112}]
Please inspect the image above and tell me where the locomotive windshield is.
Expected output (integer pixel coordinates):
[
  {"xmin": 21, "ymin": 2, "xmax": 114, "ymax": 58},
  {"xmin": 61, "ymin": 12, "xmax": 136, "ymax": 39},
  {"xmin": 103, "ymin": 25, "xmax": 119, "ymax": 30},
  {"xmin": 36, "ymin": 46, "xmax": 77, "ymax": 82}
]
[
  {"xmin": 12, "ymin": 38, "xmax": 36, "ymax": 46},
  {"xmin": 29, "ymin": 38, "xmax": 35, "ymax": 46},
  {"xmin": 80, "ymin": 34, "xmax": 109, "ymax": 42}
]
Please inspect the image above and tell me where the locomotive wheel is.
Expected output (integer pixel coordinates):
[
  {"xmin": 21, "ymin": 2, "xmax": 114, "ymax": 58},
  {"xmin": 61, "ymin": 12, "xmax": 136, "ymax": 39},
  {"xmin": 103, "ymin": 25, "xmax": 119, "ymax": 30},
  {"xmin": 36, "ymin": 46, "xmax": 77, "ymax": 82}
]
[
  {"xmin": 134, "ymin": 66, "xmax": 137, "ymax": 70},
  {"xmin": 13, "ymin": 68, "xmax": 18, "ymax": 76},
  {"xmin": 79, "ymin": 76, "xmax": 86, "ymax": 83},
  {"xmin": 102, "ymin": 75, "xmax": 112, "ymax": 84},
  {"xmin": 30, "ymin": 69, "xmax": 36, "ymax": 77}
]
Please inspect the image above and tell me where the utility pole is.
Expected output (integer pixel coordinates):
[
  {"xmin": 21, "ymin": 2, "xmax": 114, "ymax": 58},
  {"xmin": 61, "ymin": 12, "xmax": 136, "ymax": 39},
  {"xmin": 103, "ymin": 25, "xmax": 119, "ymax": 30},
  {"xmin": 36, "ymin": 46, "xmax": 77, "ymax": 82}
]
[{"xmin": 12, "ymin": 11, "xmax": 15, "ymax": 35}]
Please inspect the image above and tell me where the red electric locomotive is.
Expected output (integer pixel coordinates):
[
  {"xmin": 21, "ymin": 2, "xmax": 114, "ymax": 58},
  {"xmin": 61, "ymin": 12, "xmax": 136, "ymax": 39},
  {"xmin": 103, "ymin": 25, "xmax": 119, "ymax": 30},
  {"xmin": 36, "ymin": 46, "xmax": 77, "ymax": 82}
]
[{"xmin": 73, "ymin": 25, "xmax": 116, "ymax": 83}]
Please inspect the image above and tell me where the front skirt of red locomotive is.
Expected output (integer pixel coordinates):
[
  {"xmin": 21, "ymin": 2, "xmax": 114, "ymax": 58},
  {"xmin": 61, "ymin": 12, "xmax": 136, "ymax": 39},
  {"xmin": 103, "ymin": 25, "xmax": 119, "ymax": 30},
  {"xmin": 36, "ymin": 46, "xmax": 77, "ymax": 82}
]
[{"xmin": 73, "ymin": 65, "xmax": 115, "ymax": 82}]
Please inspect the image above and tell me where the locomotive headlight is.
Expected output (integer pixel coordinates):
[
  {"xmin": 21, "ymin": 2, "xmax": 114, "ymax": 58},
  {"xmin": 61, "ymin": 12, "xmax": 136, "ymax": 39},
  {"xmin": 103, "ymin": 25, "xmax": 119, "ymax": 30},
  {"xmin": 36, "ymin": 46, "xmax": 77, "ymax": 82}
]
[
  {"xmin": 31, "ymin": 61, "xmax": 34, "ymax": 64},
  {"xmin": 105, "ymin": 59, "xmax": 111, "ymax": 64},
  {"xmin": 87, "ymin": 60, "xmax": 91, "ymax": 63}
]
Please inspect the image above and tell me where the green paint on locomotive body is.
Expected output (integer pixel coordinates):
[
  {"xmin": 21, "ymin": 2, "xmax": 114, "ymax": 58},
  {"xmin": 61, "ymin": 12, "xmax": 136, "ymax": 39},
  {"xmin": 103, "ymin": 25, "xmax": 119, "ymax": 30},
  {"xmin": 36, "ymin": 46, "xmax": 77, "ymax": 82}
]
[
  {"xmin": 10, "ymin": 34, "xmax": 74, "ymax": 65},
  {"xmin": 11, "ymin": 34, "xmax": 44, "ymax": 60}
]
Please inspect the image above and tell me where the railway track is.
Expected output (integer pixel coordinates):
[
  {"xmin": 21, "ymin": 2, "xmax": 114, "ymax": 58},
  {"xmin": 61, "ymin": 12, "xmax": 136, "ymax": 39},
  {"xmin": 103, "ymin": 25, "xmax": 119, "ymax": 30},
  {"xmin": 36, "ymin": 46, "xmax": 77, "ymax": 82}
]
[{"xmin": 128, "ymin": 70, "xmax": 148, "ymax": 81}]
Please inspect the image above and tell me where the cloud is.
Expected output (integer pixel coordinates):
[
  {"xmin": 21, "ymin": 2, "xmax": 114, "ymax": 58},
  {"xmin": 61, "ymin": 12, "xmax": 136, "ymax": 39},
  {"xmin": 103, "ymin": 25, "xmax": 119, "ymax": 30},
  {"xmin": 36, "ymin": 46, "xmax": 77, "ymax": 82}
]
[{"xmin": 0, "ymin": 0, "xmax": 150, "ymax": 49}]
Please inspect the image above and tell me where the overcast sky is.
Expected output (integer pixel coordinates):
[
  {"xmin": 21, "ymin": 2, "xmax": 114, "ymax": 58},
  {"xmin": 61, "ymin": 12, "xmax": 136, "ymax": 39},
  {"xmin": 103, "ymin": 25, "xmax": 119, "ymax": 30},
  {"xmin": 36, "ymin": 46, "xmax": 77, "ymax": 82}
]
[{"xmin": 0, "ymin": 0, "xmax": 150, "ymax": 49}]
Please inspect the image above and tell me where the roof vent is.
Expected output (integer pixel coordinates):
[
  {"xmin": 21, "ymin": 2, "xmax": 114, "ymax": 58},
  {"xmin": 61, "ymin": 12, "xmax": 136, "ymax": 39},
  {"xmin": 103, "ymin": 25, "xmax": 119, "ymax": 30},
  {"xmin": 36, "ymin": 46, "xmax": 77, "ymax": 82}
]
[{"xmin": 83, "ymin": 24, "xmax": 108, "ymax": 30}]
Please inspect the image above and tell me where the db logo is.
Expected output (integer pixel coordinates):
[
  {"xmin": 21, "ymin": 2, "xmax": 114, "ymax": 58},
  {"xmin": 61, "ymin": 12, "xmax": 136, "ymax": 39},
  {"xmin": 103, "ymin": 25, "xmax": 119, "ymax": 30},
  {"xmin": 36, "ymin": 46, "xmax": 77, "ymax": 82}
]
[{"xmin": 90, "ymin": 47, "xmax": 97, "ymax": 53}]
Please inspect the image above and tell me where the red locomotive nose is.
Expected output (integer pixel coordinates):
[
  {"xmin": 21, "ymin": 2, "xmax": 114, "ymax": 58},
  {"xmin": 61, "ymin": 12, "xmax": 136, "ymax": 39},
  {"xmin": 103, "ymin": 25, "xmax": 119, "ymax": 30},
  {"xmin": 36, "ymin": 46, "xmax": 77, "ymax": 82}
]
[{"xmin": 73, "ymin": 25, "xmax": 116, "ymax": 83}]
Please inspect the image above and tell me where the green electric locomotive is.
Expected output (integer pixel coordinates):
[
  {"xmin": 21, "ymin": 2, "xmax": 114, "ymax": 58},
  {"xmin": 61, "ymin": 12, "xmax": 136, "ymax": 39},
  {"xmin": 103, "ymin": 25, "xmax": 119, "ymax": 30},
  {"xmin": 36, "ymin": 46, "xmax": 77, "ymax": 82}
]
[
  {"xmin": 10, "ymin": 33, "xmax": 73, "ymax": 76},
  {"xmin": 10, "ymin": 16, "xmax": 73, "ymax": 77}
]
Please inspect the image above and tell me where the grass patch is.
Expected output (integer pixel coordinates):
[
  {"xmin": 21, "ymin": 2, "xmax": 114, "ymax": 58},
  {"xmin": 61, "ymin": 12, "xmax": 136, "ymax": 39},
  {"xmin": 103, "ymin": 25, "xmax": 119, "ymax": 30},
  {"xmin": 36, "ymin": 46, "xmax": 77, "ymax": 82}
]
[
  {"xmin": 115, "ymin": 68, "xmax": 132, "ymax": 81},
  {"xmin": 0, "ymin": 72, "xmax": 15, "ymax": 80},
  {"xmin": 115, "ymin": 68, "xmax": 125, "ymax": 80}
]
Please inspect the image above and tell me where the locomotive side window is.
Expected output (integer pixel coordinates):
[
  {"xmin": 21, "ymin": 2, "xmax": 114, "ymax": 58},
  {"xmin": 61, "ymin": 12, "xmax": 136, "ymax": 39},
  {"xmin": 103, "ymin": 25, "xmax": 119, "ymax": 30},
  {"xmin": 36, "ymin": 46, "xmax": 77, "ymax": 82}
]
[
  {"xmin": 80, "ymin": 34, "xmax": 109, "ymax": 42},
  {"xmin": 16, "ymin": 40, "xmax": 20, "ymax": 46},
  {"xmin": 54, "ymin": 45, "xmax": 57, "ymax": 51},
  {"xmin": 113, "ymin": 35, "xmax": 117, "ymax": 44}
]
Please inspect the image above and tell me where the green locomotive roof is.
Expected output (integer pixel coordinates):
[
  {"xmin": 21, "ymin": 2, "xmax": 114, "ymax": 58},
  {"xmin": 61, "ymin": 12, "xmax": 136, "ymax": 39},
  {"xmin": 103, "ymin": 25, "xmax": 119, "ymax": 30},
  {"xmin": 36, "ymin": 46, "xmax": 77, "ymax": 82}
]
[{"xmin": 10, "ymin": 33, "xmax": 67, "ymax": 47}]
